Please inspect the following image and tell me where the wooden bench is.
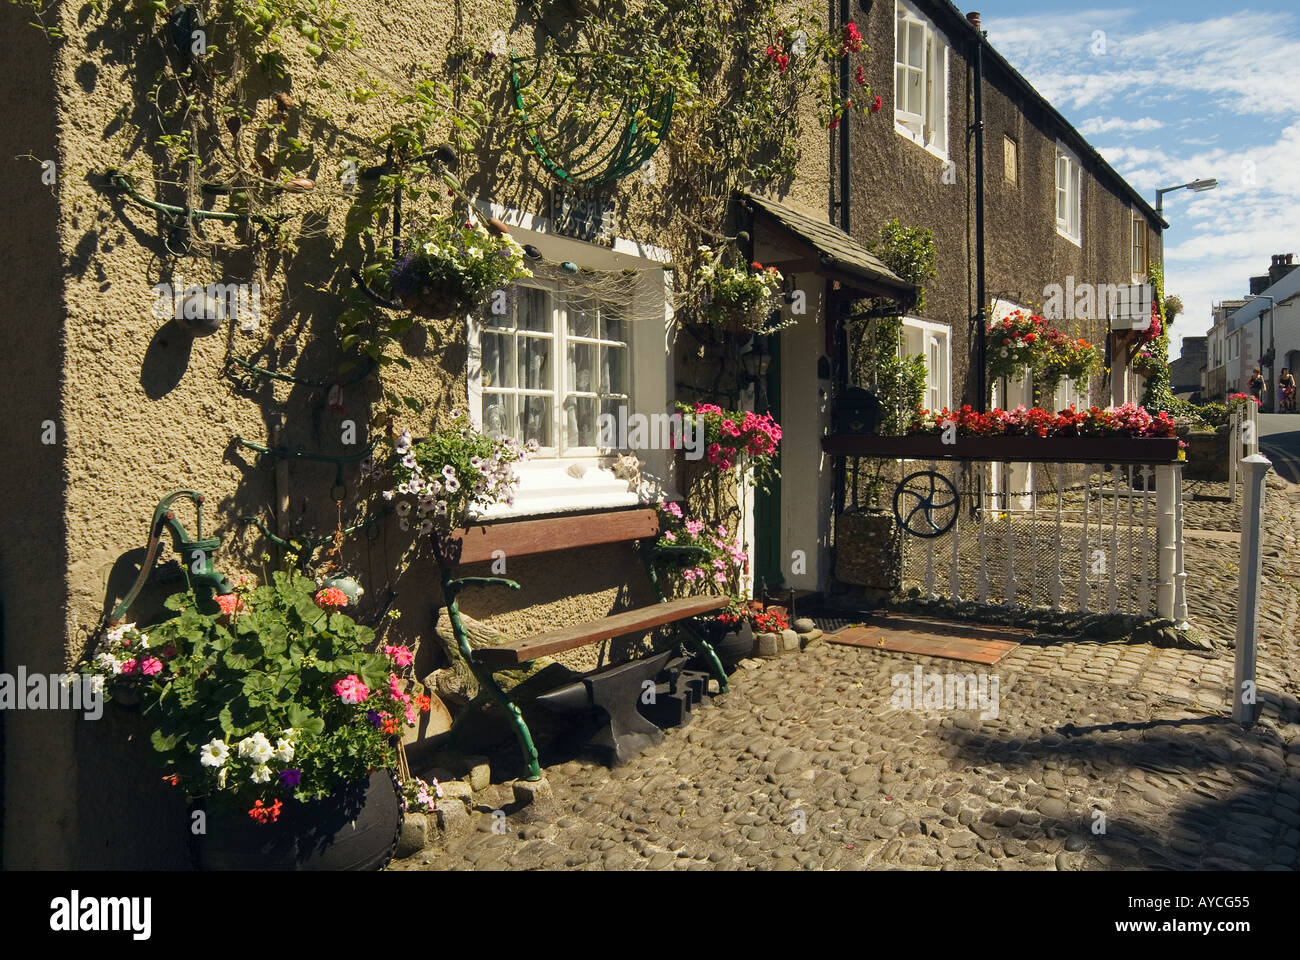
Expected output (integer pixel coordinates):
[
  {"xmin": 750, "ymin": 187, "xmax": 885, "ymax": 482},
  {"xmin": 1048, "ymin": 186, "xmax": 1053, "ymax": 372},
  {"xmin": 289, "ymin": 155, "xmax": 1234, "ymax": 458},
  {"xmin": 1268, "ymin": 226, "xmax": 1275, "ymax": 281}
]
[{"xmin": 434, "ymin": 506, "xmax": 731, "ymax": 780}]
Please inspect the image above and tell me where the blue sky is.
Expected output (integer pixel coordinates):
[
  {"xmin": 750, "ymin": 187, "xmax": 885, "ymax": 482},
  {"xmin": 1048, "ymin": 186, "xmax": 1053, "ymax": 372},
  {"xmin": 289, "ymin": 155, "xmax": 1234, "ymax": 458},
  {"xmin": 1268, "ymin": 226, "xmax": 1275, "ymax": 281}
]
[{"xmin": 977, "ymin": 1, "xmax": 1300, "ymax": 359}]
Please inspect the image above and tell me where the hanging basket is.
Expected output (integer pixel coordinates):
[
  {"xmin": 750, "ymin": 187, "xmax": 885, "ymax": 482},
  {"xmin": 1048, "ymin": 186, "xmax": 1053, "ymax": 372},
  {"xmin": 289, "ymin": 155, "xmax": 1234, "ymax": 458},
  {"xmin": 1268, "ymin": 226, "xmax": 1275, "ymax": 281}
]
[{"xmin": 396, "ymin": 286, "xmax": 477, "ymax": 320}]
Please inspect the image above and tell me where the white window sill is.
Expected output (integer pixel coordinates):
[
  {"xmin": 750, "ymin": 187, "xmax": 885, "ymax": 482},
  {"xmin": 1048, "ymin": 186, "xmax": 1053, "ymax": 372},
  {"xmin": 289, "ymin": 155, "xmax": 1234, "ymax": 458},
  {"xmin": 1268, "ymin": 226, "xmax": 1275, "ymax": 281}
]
[
  {"xmin": 894, "ymin": 121, "xmax": 949, "ymax": 164},
  {"xmin": 1056, "ymin": 225, "xmax": 1082, "ymax": 248},
  {"xmin": 468, "ymin": 460, "xmax": 644, "ymax": 522}
]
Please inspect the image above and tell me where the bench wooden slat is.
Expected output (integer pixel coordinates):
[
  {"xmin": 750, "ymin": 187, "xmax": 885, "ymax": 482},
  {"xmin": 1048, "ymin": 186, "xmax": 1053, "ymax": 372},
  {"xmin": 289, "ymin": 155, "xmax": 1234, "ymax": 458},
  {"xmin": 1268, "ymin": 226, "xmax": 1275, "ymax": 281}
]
[
  {"xmin": 443, "ymin": 507, "xmax": 660, "ymax": 566},
  {"xmin": 473, "ymin": 594, "xmax": 729, "ymax": 666}
]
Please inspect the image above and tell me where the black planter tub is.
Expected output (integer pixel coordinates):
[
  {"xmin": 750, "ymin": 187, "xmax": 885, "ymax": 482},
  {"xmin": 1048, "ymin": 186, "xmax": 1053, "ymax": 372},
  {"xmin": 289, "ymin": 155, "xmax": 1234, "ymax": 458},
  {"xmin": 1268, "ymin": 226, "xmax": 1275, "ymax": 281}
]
[{"xmin": 191, "ymin": 769, "xmax": 403, "ymax": 871}]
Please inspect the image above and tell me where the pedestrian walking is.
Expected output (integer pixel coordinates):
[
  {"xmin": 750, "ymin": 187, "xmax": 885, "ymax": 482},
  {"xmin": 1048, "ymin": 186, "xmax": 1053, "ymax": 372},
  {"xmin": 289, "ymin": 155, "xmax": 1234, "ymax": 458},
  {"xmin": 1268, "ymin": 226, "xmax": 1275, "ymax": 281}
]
[
  {"xmin": 1280, "ymin": 368, "xmax": 1296, "ymax": 413},
  {"xmin": 1249, "ymin": 367, "xmax": 1267, "ymax": 406}
]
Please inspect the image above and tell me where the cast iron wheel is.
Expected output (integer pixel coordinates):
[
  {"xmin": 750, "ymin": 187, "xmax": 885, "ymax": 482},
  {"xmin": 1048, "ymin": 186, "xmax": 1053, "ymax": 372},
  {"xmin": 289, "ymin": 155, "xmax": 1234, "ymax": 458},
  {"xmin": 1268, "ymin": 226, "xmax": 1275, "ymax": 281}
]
[{"xmin": 892, "ymin": 470, "xmax": 959, "ymax": 538}]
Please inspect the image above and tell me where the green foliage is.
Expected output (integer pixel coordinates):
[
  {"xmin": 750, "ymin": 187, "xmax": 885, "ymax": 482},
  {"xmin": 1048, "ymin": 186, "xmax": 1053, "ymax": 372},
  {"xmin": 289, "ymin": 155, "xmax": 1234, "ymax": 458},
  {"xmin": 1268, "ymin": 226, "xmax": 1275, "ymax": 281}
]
[
  {"xmin": 1140, "ymin": 261, "xmax": 1177, "ymax": 413},
  {"xmin": 82, "ymin": 572, "xmax": 419, "ymax": 816},
  {"xmin": 848, "ymin": 220, "xmax": 936, "ymax": 435},
  {"xmin": 868, "ymin": 219, "xmax": 938, "ymax": 312}
]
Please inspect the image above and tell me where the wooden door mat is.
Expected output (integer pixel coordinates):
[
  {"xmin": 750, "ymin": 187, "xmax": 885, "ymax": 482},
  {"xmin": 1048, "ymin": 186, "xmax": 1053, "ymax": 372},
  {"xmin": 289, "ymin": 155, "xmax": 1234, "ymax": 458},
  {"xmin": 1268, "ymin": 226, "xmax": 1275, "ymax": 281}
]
[{"xmin": 825, "ymin": 615, "xmax": 1027, "ymax": 665}]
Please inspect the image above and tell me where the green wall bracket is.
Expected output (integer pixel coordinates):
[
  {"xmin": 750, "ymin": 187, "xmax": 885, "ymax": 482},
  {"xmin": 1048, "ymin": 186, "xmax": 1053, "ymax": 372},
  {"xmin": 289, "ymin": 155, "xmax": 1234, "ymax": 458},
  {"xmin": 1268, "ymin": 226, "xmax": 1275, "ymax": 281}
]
[
  {"xmin": 108, "ymin": 489, "xmax": 234, "ymax": 627},
  {"xmin": 509, "ymin": 52, "xmax": 673, "ymax": 187}
]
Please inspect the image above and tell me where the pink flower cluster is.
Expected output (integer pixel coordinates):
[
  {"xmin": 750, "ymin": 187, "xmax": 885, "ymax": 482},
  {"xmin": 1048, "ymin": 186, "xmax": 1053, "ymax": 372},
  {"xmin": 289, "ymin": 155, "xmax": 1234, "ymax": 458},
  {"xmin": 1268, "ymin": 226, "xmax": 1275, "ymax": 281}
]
[
  {"xmin": 334, "ymin": 674, "xmax": 369, "ymax": 704},
  {"xmin": 913, "ymin": 402, "xmax": 1177, "ymax": 439},
  {"xmin": 685, "ymin": 403, "xmax": 782, "ymax": 472}
]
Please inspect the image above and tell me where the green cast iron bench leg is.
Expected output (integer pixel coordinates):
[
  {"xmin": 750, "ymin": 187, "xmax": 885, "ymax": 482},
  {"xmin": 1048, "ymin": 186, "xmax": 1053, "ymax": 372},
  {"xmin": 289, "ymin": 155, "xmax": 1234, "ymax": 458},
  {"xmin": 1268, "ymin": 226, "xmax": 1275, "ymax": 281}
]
[{"xmin": 441, "ymin": 570, "xmax": 543, "ymax": 781}]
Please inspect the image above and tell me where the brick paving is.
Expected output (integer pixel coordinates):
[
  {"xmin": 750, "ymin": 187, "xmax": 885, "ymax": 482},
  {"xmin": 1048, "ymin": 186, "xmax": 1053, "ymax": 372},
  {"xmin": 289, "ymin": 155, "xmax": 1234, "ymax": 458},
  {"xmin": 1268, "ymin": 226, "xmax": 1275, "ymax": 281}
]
[{"xmin": 392, "ymin": 474, "xmax": 1300, "ymax": 871}]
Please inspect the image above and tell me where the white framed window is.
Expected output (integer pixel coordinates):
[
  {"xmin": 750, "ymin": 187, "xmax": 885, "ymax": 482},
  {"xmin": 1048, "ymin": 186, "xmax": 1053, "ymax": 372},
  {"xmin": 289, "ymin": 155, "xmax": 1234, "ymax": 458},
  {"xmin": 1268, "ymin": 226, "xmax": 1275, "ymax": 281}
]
[
  {"xmin": 1055, "ymin": 141, "xmax": 1082, "ymax": 245},
  {"xmin": 466, "ymin": 200, "xmax": 674, "ymax": 520},
  {"xmin": 901, "ymin": 316, "xmax": 951, "ymax": 411},
  {"xmin": 479, "ymin": 282, "xmax": 630, "ymax": 457},
  {"xmin": 1004, "ymin": 135, "xmax": 1018, "ymax": 184},
  {"xmin": 894, "ymin": 0, "xmax": 949, "ymax": 159},
  {"xmin": 1130, "ymin": 208, "xmax": 1149, "ymax": 281}
]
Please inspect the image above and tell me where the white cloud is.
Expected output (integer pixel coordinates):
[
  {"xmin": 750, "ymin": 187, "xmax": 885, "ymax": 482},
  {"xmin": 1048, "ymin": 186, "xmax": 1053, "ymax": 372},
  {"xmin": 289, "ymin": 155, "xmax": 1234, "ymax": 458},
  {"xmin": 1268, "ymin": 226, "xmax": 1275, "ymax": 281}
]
[
  {"xmin": 1077, "ymin": 116, "xmax": 1164, "ymax": 135},
  {"xmin": 982, "ymin": 8, "xmax": 1300, "ymax": 366}
]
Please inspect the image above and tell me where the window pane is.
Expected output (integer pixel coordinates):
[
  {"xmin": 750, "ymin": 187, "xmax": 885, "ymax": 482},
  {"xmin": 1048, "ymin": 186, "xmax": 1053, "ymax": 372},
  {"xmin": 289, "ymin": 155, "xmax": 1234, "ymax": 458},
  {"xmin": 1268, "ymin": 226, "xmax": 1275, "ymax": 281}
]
[
  {"xmin": 519, "ymin": 395, "xmax": 552, "ymax": 448},
  {"xmin": 895, "ymin": 64, "xmax": 907, "ymax": 110},
  {"xmin": 519, "ymin": 287, "xmax": 550, "ymax": 331},
  {"xmin": 567, "ymin": 341, "xmax": 596, "ymax": 394},
  {"xmin": 603, "ymin": 344, "xmax": 628, "ymax": 397},
  {"xmin": 907, "ymin": 68, "xmax": 923, "ymax": 116},
  {"xmin": 568, "ymin": 300, "xmax": 596, "ymax": 339},
  {"xmin": 484, "ymin": 300, "xmax": 513, "ymax": 330},
  {"xmin": 563, "ymin": 396, "xmax": 597, "ymax": 448},
  {"xmin": 481, "ymin": 332, "xmax": 513, "ymax": 389},
  {"xmin": 518, "ymin": 335, "xmax": 551, "ymax": 390},
  {"xmin": 896, "ymin": 15, "xmax": 907, "ymax": 63},
  {"xmin": 601, "ymin": 309, "xmax": 624, "ymax": 342},
  {"xmin": 483, "ymin": 393, "xmax": 515, "ymax": 441},
  {"xmin": 908, "ymin": 22, "xmax": 925, "ymax": 68}
]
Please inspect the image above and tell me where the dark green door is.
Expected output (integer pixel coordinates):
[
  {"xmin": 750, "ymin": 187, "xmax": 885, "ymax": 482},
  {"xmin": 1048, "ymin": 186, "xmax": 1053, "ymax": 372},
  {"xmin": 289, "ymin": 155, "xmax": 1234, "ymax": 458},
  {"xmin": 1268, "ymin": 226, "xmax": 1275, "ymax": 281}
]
[{"xmin": 754, "ymin": 332, "xmax": 783, "ymax": 593}]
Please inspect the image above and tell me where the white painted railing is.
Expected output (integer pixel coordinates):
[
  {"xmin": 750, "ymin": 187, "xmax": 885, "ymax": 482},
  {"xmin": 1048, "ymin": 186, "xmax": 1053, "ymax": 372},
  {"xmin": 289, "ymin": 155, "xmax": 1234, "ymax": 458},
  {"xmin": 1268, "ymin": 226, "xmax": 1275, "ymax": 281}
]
[{"xmin": 899, "ymin": 459, "xmax": 1185, "ymax": 619}]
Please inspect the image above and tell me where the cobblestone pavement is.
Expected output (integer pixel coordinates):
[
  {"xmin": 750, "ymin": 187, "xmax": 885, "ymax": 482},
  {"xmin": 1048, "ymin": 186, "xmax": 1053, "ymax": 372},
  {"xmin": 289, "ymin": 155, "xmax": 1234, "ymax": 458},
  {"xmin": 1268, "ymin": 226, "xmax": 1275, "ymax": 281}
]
[{"xmin": 393, "ymin": 475, "xmax": 1300, "ymax": 871}]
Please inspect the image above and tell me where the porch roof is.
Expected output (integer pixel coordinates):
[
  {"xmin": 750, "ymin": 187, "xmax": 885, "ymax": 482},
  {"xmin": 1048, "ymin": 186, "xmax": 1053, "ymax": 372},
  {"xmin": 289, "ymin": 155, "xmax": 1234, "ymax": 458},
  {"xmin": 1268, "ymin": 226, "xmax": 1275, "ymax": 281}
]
[{"xmin": 740, "ymin": 192, "xmax": 917, "ymax": 304}]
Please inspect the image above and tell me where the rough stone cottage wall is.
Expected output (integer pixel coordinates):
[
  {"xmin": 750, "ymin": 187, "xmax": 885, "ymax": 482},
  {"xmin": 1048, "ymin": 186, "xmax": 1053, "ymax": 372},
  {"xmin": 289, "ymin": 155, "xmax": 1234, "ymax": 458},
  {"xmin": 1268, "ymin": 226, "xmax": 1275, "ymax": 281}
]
[
  {"xmin": 0, "ymin": 0, "xmax": 830, "ymax": 866},
  {"xmin": 848, "ymin": 0, "xmax": 1162, "ymax": 408}
]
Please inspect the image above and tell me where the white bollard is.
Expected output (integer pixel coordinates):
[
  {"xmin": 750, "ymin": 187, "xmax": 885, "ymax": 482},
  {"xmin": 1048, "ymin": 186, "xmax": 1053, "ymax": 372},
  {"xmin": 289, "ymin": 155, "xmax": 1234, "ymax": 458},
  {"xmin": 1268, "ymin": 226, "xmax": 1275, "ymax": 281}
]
[
  {"xmin": 1234, "ymin": 453, "xmax": 1272, "ymax": 726},
  {"xmin": 1155, "ymin": 464, "xmax": 1177, "ymax": 619}
]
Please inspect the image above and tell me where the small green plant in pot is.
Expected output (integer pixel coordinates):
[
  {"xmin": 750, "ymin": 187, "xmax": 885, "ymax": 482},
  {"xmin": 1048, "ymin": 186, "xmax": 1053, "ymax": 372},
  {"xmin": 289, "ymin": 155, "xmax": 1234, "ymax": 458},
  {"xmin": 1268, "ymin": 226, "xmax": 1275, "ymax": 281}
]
[{"xmin": 693, "ymin": 245, "xmax": 788, "ymax": 333}]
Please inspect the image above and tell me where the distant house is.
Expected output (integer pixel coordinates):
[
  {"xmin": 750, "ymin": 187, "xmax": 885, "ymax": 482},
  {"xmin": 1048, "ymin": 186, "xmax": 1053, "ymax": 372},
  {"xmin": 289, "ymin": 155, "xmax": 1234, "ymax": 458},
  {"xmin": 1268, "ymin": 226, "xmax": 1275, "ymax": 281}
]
[
  {"xmin": 1222, "ymin": 254, "xmax": 1300, "ymax": 409},
  {"xmin": 1169, "ymin": 336, "xmax": 1206, "ymax": 401}
]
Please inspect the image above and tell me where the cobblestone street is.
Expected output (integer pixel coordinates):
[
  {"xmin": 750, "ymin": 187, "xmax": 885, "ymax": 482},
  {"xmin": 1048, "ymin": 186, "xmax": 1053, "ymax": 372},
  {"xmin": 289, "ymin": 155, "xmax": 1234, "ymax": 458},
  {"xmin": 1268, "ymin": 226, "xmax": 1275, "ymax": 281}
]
[{"xmin": 393, "ymin": 475, "xmax": 1300, "ymax": 871}]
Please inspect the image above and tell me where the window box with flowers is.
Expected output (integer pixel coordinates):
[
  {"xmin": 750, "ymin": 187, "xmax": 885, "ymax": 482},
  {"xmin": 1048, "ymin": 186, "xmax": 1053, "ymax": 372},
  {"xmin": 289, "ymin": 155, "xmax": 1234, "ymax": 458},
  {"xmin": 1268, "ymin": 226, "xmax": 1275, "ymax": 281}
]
[
  {"xmin": 80, "ymin": 574, "xmax": 442, "ymax": 870},
  {"xmin": 825, "ymin": 402, "xmax": 1182, "ymax": 462}
]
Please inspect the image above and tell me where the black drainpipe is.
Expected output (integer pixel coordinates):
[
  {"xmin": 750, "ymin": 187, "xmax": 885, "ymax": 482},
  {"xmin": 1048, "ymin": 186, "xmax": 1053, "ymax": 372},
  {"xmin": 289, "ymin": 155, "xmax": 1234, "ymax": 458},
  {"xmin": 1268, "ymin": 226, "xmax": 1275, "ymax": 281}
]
[{"xmin": 970, "ymin": 11, "xmax": 988, "ymax": 412}]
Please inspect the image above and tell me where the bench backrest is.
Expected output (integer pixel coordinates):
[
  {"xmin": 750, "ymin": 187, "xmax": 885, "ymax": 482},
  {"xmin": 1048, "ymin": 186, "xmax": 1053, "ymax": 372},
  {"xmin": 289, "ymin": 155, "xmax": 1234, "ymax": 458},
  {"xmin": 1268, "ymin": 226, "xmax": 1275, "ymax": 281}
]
[{"xmin": 440, "ymin": 506, "xmax": 660, "ymax": 566}]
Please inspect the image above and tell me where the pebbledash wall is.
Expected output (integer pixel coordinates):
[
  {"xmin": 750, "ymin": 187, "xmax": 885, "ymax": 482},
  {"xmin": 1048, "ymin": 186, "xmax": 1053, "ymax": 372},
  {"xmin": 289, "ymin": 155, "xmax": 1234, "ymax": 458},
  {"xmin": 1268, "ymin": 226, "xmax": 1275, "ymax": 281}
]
[
  {"xmin": 846, "ymin": 0, "xmax": 1164, "ymax": 410},
  {"xmin": 0, "ymin": 1, "xmax": 832, "ymax": 867}
]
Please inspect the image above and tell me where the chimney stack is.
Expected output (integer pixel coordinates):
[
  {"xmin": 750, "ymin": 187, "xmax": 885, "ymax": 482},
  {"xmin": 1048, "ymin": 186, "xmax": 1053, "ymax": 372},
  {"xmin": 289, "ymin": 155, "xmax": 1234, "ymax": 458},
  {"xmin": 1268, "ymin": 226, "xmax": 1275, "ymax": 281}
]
[
  {"xmin": 1268, "ymin": 252, "xmax": 1299, "ymax": 287},
  {"xmin": 967, "ymin": 11, "xmax": 981, "ymax": 31}
]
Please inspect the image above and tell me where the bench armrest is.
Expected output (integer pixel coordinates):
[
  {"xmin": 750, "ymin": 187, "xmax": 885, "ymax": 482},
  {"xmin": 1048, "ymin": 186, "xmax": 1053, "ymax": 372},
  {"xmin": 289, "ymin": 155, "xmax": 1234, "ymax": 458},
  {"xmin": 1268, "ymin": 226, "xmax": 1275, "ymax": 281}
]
[{"xmin": 445, "ymin": 576, "xmax": 521, "ymax": 596}]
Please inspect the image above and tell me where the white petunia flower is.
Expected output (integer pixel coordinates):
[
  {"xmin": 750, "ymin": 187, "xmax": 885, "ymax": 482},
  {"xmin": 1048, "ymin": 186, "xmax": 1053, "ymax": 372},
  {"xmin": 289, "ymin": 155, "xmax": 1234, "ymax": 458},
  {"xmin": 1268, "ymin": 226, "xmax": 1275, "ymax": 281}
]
[
  {"xmin": 250, "ymin": 765, "xmax": 272, "ymax": 784},
  {"xmin": 237, "ymin": 732, "xmax": 274, "ymax": 764},
  {"xmin": 394, "ymin": 430, "xmax": 412, "ymax": 455},
  {"xmin": 273, "ymin": 738, "xmax": 294, "ymax": 763},
  {"xmin": 200, "ymin": 739, "xmax": 230, "ymax": 768},
  {"xmin": 396, "ymin": 501, "xmax": 412, "ymax": 517}
]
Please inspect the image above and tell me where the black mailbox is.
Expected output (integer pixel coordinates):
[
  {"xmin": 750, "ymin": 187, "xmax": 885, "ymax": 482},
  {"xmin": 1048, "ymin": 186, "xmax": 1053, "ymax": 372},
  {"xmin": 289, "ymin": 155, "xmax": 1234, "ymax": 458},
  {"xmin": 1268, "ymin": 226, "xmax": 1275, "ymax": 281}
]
[{"xmin": 832, "ymin": 387, "xmax": 880, "ymax": 436}]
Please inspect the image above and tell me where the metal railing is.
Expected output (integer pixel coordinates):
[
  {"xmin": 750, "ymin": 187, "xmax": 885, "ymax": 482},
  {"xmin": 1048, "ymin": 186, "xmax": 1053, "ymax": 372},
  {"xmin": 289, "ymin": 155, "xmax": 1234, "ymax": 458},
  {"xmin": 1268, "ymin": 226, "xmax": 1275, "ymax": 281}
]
[{"xmin": 831, "ymin": 451, "xmax": 1187, "ymax": 621}]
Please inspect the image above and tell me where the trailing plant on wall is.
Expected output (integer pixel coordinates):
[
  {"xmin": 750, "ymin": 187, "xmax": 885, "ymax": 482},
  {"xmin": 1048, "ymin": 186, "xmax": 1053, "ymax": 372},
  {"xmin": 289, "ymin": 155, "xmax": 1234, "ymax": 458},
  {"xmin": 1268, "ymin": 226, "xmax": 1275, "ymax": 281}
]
[
  {"xmin": 846, "ymin": 219, "xmax": 936, "ymax": 436},
  {"xmin": 1139, "ymin": 261, "xmax": 1177, "ymax": 412}
]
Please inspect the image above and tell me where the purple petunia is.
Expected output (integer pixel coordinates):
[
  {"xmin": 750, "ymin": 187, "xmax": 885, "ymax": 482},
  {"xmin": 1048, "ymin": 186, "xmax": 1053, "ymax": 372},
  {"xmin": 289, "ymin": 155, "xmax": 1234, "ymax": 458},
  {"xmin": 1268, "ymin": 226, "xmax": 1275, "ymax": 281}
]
[{"xmin": 279, "ymin": 769, "xmax": 302, "ymax": 787}]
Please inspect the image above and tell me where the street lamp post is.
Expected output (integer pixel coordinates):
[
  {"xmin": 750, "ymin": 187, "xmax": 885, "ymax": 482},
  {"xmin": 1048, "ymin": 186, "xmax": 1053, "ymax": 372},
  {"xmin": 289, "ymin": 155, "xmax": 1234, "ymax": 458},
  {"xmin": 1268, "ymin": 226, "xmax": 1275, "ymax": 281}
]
[
  {"xmin": 1243, "ymin": 294, "xmax": 1276, "ymax": 411},
  {"xmin": 1155, "ymin": 178, "xmax": 1219, "ymax": 216}
]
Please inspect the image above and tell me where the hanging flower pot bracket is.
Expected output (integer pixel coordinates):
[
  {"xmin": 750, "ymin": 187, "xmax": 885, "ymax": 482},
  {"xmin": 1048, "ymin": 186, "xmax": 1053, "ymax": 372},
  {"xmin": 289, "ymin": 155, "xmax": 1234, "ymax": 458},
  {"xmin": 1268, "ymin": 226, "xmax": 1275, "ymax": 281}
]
[
  {"xmin": 233, "ymin": 435, "xmax": 378, "ymax": 501},
  {"xmin": 105, "ymin": 169, "xmax": 291, "ymax": 254},
  {"xmin": 509, "ymin": 52, "xmax": 674, "ymax": 186}
]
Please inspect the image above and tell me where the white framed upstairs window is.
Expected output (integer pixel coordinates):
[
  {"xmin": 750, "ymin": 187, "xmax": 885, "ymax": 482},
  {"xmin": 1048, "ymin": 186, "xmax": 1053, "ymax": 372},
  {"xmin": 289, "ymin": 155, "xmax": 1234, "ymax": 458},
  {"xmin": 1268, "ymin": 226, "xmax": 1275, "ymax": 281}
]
[
  {"xmin": 894, "ymin": 0, "xmax": 949, "ymax": 160},
  {"xmin": 1055, "ymin": 141, "xmax": 1082, "ymax": 245},
  {"xmin": 479, "ymin": 282, "xmax": 630, "ymax": 457}
]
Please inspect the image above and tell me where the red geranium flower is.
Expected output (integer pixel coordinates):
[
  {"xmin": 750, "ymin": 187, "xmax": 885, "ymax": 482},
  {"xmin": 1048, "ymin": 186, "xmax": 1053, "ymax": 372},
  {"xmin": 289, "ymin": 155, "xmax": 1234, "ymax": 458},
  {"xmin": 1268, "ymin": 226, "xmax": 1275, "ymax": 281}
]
[{"xmin": 315, "ymin": 587, "xmax": 348, "ymax": 609}]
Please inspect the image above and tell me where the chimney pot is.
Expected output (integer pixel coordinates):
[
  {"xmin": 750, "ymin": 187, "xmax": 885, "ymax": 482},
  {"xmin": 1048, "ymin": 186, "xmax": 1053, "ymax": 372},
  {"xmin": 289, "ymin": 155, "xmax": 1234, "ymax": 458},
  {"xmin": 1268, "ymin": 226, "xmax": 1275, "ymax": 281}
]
[{"xmin": 967, "ymin": 11, "xmax": 981, "ymax": 30}]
